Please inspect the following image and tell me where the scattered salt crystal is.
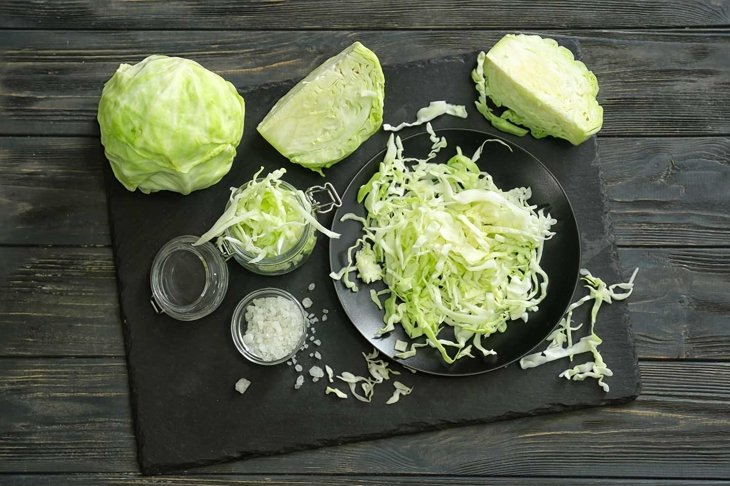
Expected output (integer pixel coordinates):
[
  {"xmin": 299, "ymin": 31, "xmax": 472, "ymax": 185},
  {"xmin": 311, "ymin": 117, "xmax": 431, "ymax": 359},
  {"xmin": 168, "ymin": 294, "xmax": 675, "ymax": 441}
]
[
  {"xmin": 309, "ymin": 366, "xmax": 325, "ymax": 379},
  {"xmin": 314, "ymin": 339, "xmax": 321, "ymax": 346},
  {"xmin": 295, "ymin": 364, "xmax": 303, "ymax": 372},
  {"xmin": 302, "ymin": 297, "xmax": 313, "ymax": 309},
  {"xmin": 322, "ymin": 309, "xmax": 328, "ymax": 314},
  {"xmin": 294, "ymin": 375, "xmax": 304, "ymax": 390},
  {"xmin": 310, "ymin": 317, "xmax": 319, "ymax": 323},
  {"xmin": 322, "ymin": 315, "xmax": 328, "ymax": 322},
  {"xmin": 286, "ymin": 361, "xmax": 292, "ymax": 366},
  {"xmin": 310, "ymin": 336, "xmax": 315, "ymax": 341},
  {"xmin": 314, "ymin": 351, "xmax": 321, "ymax": 360},
  {"xmin": 235, "ymin": 378, "xmax": 251, "ymax": 395},
  {"xmin": 309, "ymin": 353, "xmax": 314, "ymax": 357},
  {"xmin": 308, "ymin": 283, "xmax": 316, "ymax": 291},
  {"xmin": 325, "ymin": 365, "xmax": 334, "ymax": 382},
  {"xmin": 313, "ymin": 377, "xmax": 320, "ymax": 383}
]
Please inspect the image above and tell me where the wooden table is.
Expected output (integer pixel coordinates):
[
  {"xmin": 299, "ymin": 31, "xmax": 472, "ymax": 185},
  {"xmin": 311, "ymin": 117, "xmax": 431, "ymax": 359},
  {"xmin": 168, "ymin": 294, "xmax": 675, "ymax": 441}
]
[{"xmin": 2, "ymin": 2, "xmax": 729, "ymax": 484}]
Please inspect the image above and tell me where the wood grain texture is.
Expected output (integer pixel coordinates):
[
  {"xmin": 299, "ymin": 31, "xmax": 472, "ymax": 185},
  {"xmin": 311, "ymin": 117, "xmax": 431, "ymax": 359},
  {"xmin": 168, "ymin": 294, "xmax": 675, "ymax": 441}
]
[
  {"xmin": 0, "ymin": 137, "xmax": 110, "ymax": 245},
  {"xmin": 2, "ymin": 476, "xmax": 729, "ymax": 486},
  {"xmin": 1, "ymin": 31, "xmax": 729, "ymax": 136},
  {"xmin": 600, "ymin": 137, "xmax": 730, "ymax": 247},
  {"xmin": 1, "ymin": 358, "xmax": 728, "ymax": 477},
  {"xmin": 1, "ymin": 136, "xmax": 729, "ymax": 247},
  {"xmin": 2, "ymin": 1, "xmax": 729, "ymax": 30},
  {"xmin": 0, "ymin": 246, "xmax": 122, "ymax": 357},
  {"xmin": 620, "ymin": 248, "xmax": 730, "ymax": 360}
]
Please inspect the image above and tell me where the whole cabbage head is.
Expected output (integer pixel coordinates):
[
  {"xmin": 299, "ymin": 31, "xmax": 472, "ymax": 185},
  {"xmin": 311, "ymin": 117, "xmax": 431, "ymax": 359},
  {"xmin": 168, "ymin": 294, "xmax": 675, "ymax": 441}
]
[{"xmin": 98, "ymin": 55, "xmax": 245, "ymax": 194}]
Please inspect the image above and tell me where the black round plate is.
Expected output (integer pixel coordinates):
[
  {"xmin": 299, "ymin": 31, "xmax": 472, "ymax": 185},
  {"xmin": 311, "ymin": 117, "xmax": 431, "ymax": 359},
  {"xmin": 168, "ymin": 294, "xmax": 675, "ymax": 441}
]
[{"xmin": 329, "ymin": 128, "xmax": 581, "ymax": 376}]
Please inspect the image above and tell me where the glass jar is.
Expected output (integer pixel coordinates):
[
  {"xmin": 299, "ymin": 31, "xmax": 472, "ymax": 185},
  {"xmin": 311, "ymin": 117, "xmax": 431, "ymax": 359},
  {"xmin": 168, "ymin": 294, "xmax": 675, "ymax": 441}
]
[
  {"xmin": 149, "ymin": 235, "xmax": 229, "ymax": 321},
  {"xmin": 219, "ymin": 181, "xmax": 341, "ymax": 276},
  {"xmin": 230, "ymin": 287, "xmax": 308, "ymax": 365}
]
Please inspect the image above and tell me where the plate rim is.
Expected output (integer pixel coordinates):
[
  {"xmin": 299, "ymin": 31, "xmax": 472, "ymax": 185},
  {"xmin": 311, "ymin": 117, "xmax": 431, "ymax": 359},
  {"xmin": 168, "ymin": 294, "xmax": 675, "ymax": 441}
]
[{"xmin": 329, "ymin": 127, "xmax": 582, "ymax": 376}]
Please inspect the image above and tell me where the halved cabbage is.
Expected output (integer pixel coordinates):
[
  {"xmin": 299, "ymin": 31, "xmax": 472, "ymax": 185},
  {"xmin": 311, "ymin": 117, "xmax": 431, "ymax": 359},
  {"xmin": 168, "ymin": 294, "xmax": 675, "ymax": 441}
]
[
  {"xmin": 472, "ymin": 34, "xmax": 603, "ymax": 145},
  {"xmin": 257, "ymin": 42, "xmax": 385, "ymax": 175},
  {"xmin": 98, "ymin": 55, "xmax": 245, "ymax": 194}
]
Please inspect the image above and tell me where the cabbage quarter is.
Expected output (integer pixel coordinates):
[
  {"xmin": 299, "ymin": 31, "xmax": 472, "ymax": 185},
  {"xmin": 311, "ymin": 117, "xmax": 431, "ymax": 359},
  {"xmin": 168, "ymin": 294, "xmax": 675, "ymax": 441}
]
[{"xmin": 257, "ymin": 42, "xmax": 385, "ymax": 175}]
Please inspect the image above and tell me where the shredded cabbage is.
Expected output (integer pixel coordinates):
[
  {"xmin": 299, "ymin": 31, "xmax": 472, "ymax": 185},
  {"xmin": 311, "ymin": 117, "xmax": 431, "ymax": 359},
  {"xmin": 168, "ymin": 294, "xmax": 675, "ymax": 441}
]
[
  {"xmin": 195, "ymin": 167, "xmax": 339, "ymax": 262},
  {"xmin": 383, "ymin": 101, "xmax": 468, "ymax": 132},
  {"xmin": 333, "ymin": 124, "xmax": 556, "ymax": 364},
  {"xmin": 520, "ymin": 268, "xmax": 639, "ymax": 392},
  {"xmin": 334, "ymin": 349, "xmax": 406, "ymax": 403}
]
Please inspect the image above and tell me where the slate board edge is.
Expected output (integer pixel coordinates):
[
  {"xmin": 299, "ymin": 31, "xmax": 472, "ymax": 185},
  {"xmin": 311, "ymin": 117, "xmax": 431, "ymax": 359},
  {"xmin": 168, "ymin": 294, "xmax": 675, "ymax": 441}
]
[
  {"xmin": 101, "ymin": 165, "xmax": 149, "ymax": 473},
  {"xmin": 592, "ymin": 148, "xmax": 643, "ymax": 398},
  {"xmin": 139, "ymin": 393, "xmax": 638, "ymax": 475}
]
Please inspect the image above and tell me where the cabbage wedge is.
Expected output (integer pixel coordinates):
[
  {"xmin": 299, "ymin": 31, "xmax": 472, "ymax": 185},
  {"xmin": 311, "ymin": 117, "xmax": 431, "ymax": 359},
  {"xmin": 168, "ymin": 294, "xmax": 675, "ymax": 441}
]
[
  {"xmin": 257, "ymin": 42, "xmax": 385, "ymax": 175},
  {"xmin": 472, "ymin": 34, "xmax": 603, "ymax": 145}
]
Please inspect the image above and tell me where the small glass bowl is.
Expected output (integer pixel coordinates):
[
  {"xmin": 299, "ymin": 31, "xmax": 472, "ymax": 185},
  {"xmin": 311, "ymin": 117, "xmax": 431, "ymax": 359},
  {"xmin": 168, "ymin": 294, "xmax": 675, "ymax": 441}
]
[
  {"xmin": 219, "ymin": 180, "xmax": 340, "ymax": 276},
  {"xmin": 150, "ymin": 235, "xmax": 229, "ymax": 321},
  {"xmin": 231, "ymin": 287, "xmax": 308, "ymax": 366}
]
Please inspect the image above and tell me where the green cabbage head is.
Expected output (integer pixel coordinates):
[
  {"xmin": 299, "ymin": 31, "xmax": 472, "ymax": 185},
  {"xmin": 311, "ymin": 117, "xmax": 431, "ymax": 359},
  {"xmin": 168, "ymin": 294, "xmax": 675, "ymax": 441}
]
[
  {"xmin": 98, "ymin": 55, "xmax": 245, "ymax": 194},
  {"xmin": 257, "ymin": 42, "xmax": 385, "ymax": 175},
  {"xmin": 472, "ymin": 34, "xmax": 603, "ymax": 145}
]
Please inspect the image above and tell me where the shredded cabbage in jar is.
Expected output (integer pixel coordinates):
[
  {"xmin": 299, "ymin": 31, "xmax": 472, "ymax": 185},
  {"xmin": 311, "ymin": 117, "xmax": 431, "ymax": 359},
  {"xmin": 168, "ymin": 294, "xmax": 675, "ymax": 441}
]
[
  {"xmin": 331, "ymin": 125, "xmax": 556, "ymax": 363},
  {"xmin": 196, "ymin": 167, "xmax": 339, "ymax": 263}
]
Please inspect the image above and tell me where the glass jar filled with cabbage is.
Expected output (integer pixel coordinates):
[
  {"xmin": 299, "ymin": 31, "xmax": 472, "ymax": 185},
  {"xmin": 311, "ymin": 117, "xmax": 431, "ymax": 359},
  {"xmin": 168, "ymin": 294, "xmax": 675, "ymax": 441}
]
[{"xmin": 195, "ymin": 168, "xmax": 341, "ymax": 275}]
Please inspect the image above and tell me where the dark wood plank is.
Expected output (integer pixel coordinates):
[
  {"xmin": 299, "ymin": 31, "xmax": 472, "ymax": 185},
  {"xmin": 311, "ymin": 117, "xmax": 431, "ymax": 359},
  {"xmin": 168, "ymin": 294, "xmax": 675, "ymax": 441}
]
[
  {"xmin": 2, "ymin": 1, "xmax": 729, "ymax": 30},
  {"xmin": 0, "ymin": 137, "xmax": 110, "ymax": 246},
  {"xmin": 1, "ymin": 31, "xmax": 728, "ymax": 136},
  {"xmin": 601, "ymin": 137, "xmax": 730, "ymax": 247},
  {"xmin": 1, "ymin": 358, "xmax": 728, "ymax": 477},
  {"xmin": 2, "ymin": 475, "xmax": 729, "ymax": 486},
  {"xmin": 0, "ymin": 246, "xmax": 123, "ymax": 357},
  {"xmin": 2, "ymin": 136, "xmax": 729, "ymax": 247},
  {"xmin": 620, "ymin": 248, "xmax": 730, "ymax": 360}
]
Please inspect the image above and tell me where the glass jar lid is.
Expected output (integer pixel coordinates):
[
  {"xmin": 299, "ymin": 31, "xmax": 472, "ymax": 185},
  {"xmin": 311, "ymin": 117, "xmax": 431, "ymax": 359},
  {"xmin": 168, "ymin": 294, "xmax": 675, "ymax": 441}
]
[{"xmin": 150, "ymin": 235, "xmax": 229, "ymax": 321}]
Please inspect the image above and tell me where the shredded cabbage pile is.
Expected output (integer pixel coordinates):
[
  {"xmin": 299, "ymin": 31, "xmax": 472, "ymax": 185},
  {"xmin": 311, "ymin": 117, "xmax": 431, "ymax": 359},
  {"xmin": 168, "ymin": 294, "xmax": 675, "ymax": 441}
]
[
  {"xmin": 196, "ymin": 167, "xmax": 338, "ymax": 261},
  {"xmin": 520, "ymin": 268, "xmax": 639, "ymax": 391},
  {"xmin": 331, "ymin": 125, "xmax": 556, "ymax": 363}
]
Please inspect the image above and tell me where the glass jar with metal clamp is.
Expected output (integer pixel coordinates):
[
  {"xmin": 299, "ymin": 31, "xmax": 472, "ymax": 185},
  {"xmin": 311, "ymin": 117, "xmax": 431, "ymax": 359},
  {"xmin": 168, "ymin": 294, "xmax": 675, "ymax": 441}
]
[{"xmin": 218, "ymin": 180, "xmax": 342, "ymax": 276}]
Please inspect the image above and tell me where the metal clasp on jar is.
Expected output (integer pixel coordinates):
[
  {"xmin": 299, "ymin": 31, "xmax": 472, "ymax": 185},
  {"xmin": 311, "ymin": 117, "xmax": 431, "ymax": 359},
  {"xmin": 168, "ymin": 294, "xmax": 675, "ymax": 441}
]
[{"xmin": 305, "ymin": 182, "xmax": 342, "ymax": 214}]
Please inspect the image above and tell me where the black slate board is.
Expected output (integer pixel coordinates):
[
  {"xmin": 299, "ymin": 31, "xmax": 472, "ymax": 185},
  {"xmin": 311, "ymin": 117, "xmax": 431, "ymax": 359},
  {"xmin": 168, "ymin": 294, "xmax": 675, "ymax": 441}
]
[{"xmin": 105, "ymin": 43, "xmax": 640, "ymax": 475}]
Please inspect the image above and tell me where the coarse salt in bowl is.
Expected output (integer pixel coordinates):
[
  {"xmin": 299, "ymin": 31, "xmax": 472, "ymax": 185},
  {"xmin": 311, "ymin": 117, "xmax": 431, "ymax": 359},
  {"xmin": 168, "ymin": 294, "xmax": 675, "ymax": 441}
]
[{"xmin": 231, "ymin": 287, "xmax": 308, "ymax": 365}]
